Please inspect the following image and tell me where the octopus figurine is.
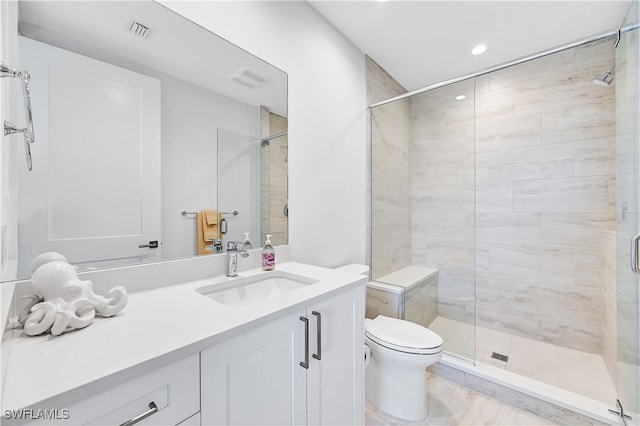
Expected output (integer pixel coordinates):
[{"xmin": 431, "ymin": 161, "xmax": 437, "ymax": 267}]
[{"xmin": 17, "ymin": 252, "xmax": 128, "ymax": 337}]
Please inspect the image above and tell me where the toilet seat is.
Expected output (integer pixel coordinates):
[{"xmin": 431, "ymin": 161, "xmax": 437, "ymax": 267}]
[{"xmin": 365, "ymin": 316, "xmax": 443, "ymax": 355}]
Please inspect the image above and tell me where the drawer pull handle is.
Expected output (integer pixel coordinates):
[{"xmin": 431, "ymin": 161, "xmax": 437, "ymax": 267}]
[{"xmin": 119, "ymin": 401, "xmax": 159, "ymax": 426}]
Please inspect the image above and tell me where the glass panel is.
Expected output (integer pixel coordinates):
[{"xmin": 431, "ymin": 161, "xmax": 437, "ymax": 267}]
[
  {"xmin": 217, "ymin": 129, "xmax": 288, "ymax": 249},
  {"xmin": 261, "ymin": 133, "xmax": 289, "ymax": 247},
  {"xmin": 370, "ymin": 78, "xmax": 477, "ymax": 362},
  {"xmin": 475, "ymin": 36, "xmax": 617, "ymax": 404},
  {"xmin": 616, "ymin": 0, "xmax": 640, "ymax": 416},
  {"xmin": 217, "ymin": 129, "xmax": 263, "ymax": 247}
]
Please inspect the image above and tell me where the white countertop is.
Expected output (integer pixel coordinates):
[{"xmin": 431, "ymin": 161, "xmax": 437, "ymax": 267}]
[{"xmin": 2, "ymin": 262, "xmax": 366, "ymax": 411}]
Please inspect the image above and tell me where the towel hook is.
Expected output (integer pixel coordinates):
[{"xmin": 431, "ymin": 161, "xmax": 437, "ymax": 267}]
[{"xmin": 2, "ymin": 62, "xmax": 35, "ymax": 171}]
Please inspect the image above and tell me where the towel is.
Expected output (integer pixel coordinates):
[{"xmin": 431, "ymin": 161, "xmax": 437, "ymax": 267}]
[{"xmin": 197, "ymin": 209, "xmax": 222, "ymax": 255}]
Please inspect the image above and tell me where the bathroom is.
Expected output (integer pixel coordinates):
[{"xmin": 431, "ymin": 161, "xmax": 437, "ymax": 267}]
[{"xmin": 1, "ymin": 0, "xmax": 639, "ymax": 425}]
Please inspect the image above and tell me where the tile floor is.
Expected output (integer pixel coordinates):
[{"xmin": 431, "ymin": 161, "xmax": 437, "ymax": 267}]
[
  {"xmin": 428, "ymin": 316, "xmax": 616, "ymax": 404},
  {"xmin": 365, "ymin": 372, "xmax": 555, "ymax": 425}
]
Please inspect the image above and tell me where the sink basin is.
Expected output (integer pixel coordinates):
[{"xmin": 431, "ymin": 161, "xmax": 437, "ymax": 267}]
[{"xmin": 196, "ymin": 271, "xmax": 318, "ymax": 308}]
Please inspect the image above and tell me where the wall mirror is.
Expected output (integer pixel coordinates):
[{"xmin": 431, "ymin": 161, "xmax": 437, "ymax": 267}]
[{"xmin": 2, "ymin": 0, "xmax": 288, "ymax": 281}]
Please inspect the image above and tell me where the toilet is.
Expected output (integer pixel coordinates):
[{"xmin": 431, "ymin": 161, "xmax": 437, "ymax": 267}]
[
  {"xmin": 365, "ymin": 315, "xmax": 443, "ymax": 421},
  {"xmin": 335, "ymin": 264, "xmax": 444, "ymax": 421}
]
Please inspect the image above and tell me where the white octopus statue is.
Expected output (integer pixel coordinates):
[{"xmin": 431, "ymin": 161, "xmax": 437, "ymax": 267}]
[{"xmin": 17, "ymin": 252, "xmax": 128, "ymax": 337}]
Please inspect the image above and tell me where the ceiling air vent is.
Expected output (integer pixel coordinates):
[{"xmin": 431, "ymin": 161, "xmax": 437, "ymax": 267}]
[
  {"xmin": 129, "ymin": 21, "xmax": 150, "ymax": 39},
  {"xmin": 229, "ymin": 67, "xmax": 267, "ymax": 90}
]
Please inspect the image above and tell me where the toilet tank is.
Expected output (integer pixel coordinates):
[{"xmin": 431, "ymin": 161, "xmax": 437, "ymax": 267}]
[{"xmin": 367, "ymin": 266, "xmax": 438, "ymax": 329}]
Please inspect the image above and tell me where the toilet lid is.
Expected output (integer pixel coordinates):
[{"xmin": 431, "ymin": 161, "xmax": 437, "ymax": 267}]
[{"xmin": 365, "ymin": 316, "xmax": 443, "ymax": 351}]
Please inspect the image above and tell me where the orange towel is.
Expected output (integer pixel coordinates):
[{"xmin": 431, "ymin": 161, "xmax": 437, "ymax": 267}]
[{"xmin": 197, "ymin": 209, "xmax": 222, "ymax": 255}]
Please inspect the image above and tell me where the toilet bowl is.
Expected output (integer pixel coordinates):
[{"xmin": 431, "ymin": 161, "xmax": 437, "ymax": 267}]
[
  {"xmin": 334, "ymin": 264, "xmax": 444, "ymax": 421},
  {"xmin": 365, "ymin": 315, "xmax": 443, "ymax": 421}
]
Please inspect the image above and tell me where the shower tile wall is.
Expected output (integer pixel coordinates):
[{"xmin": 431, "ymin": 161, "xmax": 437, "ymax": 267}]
[
  {"xmin": 368, "ymin": 56, "xmax": 412, "ymax": 281},
  {"xmin": 410, "ymin": 79, "xmax": 476, "ymax": 324},
  {"xmin": 615, "ymin": 16, "xmax": 640, "ymax": 414},
  {"xmin": 601, "ymin": 230, "xmax": 617, "ymax": 386},
  {"xmin": 259, "ymin": 108, "xmax": 288, "ymax": 246},
  {"xmin": 268, "ymin": 113, "xmax": 288, "ymax": 246},
  {"xmin": 472, "ymin": 38, "xmax": 616, "ymax": 353},
  {"xmin": 409, "ymin": 38, "xmax": 616, "ymax": 353}
]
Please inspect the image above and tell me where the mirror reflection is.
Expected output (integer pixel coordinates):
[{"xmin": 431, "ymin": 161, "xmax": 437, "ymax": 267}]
[{"xmin": 3, "ymin": 0, "xmax": 288, "ymax": 281}]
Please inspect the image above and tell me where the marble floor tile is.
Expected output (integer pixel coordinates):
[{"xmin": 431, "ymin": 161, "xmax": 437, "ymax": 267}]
[
  {"xmin": 365, "ymin": 373, "xmax": 556, "ymax": 425},
  {"xmin": 428, "ymin": 316, "xmax": 617, "ymax": 404}
]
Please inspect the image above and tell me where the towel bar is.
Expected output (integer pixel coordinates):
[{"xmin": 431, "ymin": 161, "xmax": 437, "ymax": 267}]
[{"xmin": 181, "ymin": 210, "xmax": 239, "ymax": 217}]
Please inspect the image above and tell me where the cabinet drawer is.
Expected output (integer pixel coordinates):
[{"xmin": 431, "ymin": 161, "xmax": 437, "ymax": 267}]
[{"xmin": 23, "ymin": 354, "xmax": 200, "ymax": 426}]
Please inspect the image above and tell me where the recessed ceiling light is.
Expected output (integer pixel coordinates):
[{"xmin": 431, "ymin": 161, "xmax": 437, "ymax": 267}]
[
  {"xmin": 456, "ymin": 95, "xmax": 466, "ymax": 100},
  {"xmin": 472, "ymin": 44, "xmax": 487, "ymax": 55}
]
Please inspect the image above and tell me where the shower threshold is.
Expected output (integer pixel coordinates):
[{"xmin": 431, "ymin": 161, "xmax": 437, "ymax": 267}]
[{"xmin": 431, "ymin": 354, "xmax": 626, "ymax": 425}]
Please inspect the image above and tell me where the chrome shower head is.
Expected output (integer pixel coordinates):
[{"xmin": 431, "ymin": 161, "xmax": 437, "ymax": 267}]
[{"xmin": 592, "ymin": 66, "xmax": 615, "ymax": 86}]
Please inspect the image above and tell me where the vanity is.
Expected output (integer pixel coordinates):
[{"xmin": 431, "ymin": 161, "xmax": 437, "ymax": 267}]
[
  {"xmin": 0, "ymin": 2, "xmax": 367, "ymax": 424},
  {"xmin": 2, "ymin": 260, "xmax": 366, "ymax": 425}
]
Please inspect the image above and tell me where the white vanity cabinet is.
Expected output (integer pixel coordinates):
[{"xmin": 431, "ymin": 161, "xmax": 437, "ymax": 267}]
[
  {"xmin": 14, "ymin": 353, "xmax": 200, "ymax": 426},
  {"xmin": 200, "ymin": 285, "xmax": 365, "ymax": 425}
]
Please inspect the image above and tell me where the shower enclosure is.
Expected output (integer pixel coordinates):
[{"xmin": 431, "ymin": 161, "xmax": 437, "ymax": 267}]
[
  {"xmin": 369, "ymin": 6, "xmax": 639, "ymax": 418},
  {"xmin": 217, "ymin": 127, "xmax": 288, "ymax": 247}
]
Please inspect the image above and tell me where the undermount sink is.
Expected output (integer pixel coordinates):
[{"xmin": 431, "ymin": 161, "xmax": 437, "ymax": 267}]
[{"xmin": 196, "ymin": 271, "xmax": 318, "ymax": 308}]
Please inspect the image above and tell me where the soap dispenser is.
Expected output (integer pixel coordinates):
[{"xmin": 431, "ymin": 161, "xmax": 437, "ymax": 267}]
[
  {"xmin": 262, "ymin": 234, "xmax": 275, "ymax": 271},
  {"xmin": 242, "ymin": 232, "xmax": 253, "ymax": 250}
]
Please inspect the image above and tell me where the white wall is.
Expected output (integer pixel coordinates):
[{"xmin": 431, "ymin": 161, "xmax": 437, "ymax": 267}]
[
  {"xmin": 0, "ymin": 0, "xmax": 18, "ymax": 405},
  {"xmin": 161, "ymin": 1, "xmax": 367, "ymax": 268},
  {"xmin": 160, "ymin": 74, "xmax": 259, "ymax": 259}
]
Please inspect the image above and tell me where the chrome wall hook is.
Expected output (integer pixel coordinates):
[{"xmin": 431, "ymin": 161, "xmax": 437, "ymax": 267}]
[{"xmin": 1, "ymin": 62, "xmax": 35, "ymax": 171}]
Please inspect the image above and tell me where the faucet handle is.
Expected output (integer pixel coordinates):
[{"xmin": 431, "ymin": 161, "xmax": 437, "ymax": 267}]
[{"xmin": 227, "ymin": 241, "xmax": 237, "ymax": 251}]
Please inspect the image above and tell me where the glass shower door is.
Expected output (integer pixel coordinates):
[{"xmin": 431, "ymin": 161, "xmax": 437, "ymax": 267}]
[
  {"xmin": 217, "ymin": 129, "xmax": 289, "ymax": 248},
  {"xmin": 616, "ymin": 1, "xmax": 640, "ymax": 420},
  {"xmin": 369, "ymin": 77, "xmax": 477, "ymax": 362},
  {"xmin": 217, "ymin": 129, "xmax": 262, "ymax": 245}
]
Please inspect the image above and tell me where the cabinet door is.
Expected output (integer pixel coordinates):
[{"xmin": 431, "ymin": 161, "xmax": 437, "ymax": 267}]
[
  {"xmin": 307, "ymin": 285, "xmax": 365, "ymax": 425},
  {"xmin": 201, "ymin": 309, "xmax": 307, "ymax": 425}
]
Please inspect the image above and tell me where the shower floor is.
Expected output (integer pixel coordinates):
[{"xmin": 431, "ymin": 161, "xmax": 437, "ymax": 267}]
[{"xmin": 429, "ymin": 316, "xmax": 616, "ymax": 404}]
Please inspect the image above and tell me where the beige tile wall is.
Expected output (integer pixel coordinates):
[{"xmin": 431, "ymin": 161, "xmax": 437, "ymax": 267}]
[
  {"xmin": 410, "ymin": 79, "xmax": 476, "ymax": 325},
  {"xmin": 409, "ymin": 37, "xmax": 616, "ymax": 353},
  {"xmin": 267, "ymin": 113, "xmax": 288, "ymax": 246},
  {"xmin": 601, "ymin": 230, "xmax": 617, "ymax": 386},
  {"xmin": 473, "ymin": 37, "xmax": 616, "ymax": 353},
  {"xmin": 259, "ymin": 108, "xmax": 288, "ymax": 247},
  {"xmin": 370, "ymin": 37, "xmax": 617, "ymax": 356},
  {"xmin": 614, "ymin": 21, "xmax": 639, "ymax": 414},
  {"xmin": 367, "ymin": 56, "xmax": 412, "ymax": 281}
]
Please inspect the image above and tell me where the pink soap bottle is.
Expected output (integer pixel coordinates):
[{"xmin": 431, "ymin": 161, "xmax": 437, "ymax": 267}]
[{"xmin": 262, "ymin": 234, "xmax": 275, "ymax": 271}]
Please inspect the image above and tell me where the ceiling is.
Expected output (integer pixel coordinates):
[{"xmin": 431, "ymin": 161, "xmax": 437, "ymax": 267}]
[{"xmin": 309, "ymin": 1, "xmax": 632, "ymax": 94}]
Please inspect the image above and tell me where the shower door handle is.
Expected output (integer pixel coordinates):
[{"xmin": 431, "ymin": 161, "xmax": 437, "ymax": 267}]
[{"xmin": 631, "ymin": 233, "xmax": 640, "ymax": 276}]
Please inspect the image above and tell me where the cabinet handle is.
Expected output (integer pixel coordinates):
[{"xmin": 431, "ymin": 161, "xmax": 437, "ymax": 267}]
[
  {"xmin": 119, "ymin": 401, "xmax": 159, "ymax": 426},
  {"xmin": 312, "ymin": 311, "xmax": 322, "ymax": 361},
  {"xmin": 631, "ymin": 233, "xmax": 640, "ymax": 276},
  {"xmin": 300, "ymin": 316, "xmax": 309, "ymax": 369}
]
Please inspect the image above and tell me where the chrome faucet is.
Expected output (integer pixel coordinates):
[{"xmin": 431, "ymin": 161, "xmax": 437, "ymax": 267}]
[{"xmin": 226, "ymin": 241, "xmax": 249, "ymax": 277}]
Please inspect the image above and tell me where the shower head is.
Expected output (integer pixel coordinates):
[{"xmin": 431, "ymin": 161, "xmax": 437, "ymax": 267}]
[{"xmin": 592, "ymin": 66, "xmax": 615, "ymax": 86}]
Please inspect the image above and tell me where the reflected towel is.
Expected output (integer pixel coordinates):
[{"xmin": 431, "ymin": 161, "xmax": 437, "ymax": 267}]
[{"xmin": 197, "ymin": 209, "xmax": 222, "ymax": 255}]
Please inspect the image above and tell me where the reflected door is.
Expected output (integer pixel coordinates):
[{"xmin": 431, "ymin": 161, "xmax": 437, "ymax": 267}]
[
  {"xmin": 616, "ymin": 5, "xmax": 640, "ymax": 419},
  {"xmin": 16, "ymin": 36, "xmax": 161, "ymax": 275}
]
